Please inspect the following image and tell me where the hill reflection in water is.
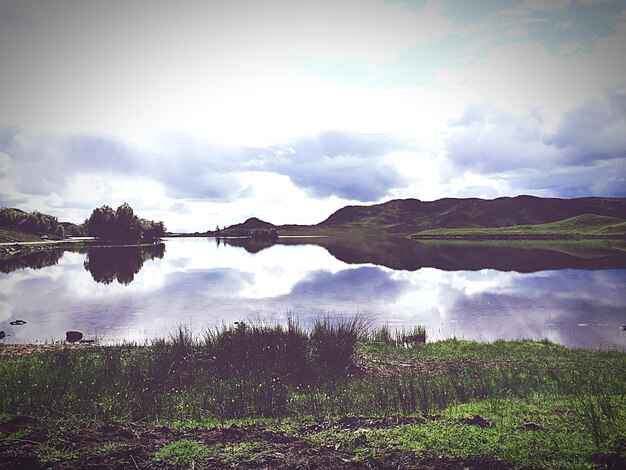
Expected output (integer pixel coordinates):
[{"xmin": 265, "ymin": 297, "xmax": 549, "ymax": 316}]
[{"xmin": 280, "ymin": 236, "xmax": 626, "ymax": 272}]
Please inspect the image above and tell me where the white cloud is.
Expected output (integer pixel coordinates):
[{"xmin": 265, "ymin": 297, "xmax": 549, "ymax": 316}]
[
  {"xmin": 507, "ymin": 26, "xmax": 531, "ymax": 39},
  {"xmin": 578, "ymin": 0, "xmax": 615, "ymax": 5},
  {"xmin": 523, "ymin": 0, "xmax": 572, "ymax": 11},
  {"xmin": 555, "ymin": 19, "xmax": 574, "ymax": 29},
  {"xmin": 0, "ymin": 0, "xmax": 451, "ymax": 145}
]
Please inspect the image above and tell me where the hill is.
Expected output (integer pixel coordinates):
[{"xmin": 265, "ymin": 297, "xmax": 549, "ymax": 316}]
[
  {"xmin": 304, "ymin": 196, "xmax": 626, "ymax": 236},
  {"xmin": 222, "ymin": 217, "xmax": 275, "ymax": 231},
  {"xmin": 0, "ymin": 207, "xmax": 69, "ymax": 242},
  {"xmin": 411, "ymin": 214, "xmax": 626, "ymax": 240}
]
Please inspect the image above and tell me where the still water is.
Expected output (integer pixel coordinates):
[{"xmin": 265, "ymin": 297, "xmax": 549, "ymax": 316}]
[{"xmin": 1, "ymin": 237, "xmax": 625, "ymax": 349}]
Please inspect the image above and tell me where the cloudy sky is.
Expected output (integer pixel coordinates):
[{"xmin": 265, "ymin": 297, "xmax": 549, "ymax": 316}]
[{"xmin": 1, "ymin": 0, "xmax": 625, "ymax": 231}]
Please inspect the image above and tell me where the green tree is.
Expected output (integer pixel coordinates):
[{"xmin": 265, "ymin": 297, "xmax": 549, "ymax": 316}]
[
  {"xmin": 114, "ymin": 203, "xmax": 141, "ymax": 243},
  {"xmin": 54, "ymin": 225, "xmax": 65, "ymax": 239},
  {"xmin": 140, "ymin": 219, "xmax": 166, "ymax": 241},
  {"xmin": 87, "ymin": 205, "xmax": 116, "ymax": 241}
]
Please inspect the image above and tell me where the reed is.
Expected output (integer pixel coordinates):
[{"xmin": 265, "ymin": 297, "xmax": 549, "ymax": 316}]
[{"xmin": 0, "ymin": 319, "xmax": 624, "ymax": 425}]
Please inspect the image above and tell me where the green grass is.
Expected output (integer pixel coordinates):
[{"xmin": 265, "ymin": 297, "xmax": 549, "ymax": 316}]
[
  {"xmin": 151, "ymin": 439, "xmax": 211, "ymax": 467},
  {"xmin": 361, "ymin": 337, "xmax": 624, "ymax": 363},
  {"xmin": 411, "ymin": 214, "xmax": 626, "ymax": 239},
  {"xmin": 89, "ymin": 442, "xmax": 130, "ymax": 455},
  {"xmin": 1, "ymin": 322, "xmax": 625, "ymax": 469},
  {"xmin": 34, "ymin": 443, "xmax": 76, "ymax": 465},
  {"xmin": 305, "ymin": 394, "xmax": 626, "ymax": 469},
  {"xmin": 150, "ymin": 439, "xmax": 263, "ymax": 467}
]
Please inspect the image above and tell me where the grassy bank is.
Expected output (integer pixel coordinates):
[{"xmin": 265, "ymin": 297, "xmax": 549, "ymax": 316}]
[
  {"xmin": 1, "ymin": 320, "xmax": 625, "ymax": 469},
  {"xmin": 0, "ymin": 228, "xmax": 44, "ymax": 243},
  {"xmin": 411, "ymin": 214, "xmax": 626, "ymax": 240}
]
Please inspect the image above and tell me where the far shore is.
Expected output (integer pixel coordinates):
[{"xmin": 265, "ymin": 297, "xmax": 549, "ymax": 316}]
[{"xmin": 411, "ymin": 233, "xmax": 626, "ymax": 240}]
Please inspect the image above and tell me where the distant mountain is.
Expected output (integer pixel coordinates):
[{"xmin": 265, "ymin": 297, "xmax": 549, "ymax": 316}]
[
  {"xmin": 222, "ymin": 217, "xmax": 275, "ymax": 231},
  {"xmin": 308, "ymin": 196, "xmax": 626, "ymax": 236}
]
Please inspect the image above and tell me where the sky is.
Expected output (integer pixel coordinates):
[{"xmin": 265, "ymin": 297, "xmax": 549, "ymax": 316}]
[{"xmin": 0, "ymin": 0, "xmax": 625, "ymax": 232}]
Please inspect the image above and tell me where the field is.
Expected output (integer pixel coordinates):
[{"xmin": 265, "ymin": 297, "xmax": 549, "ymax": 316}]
[
  {"xmin": 411, "ymin": 215, "xmax": 626, "ymax": 240},
  {"xmin": 1, "ymin": 320, "xmax": 625, "ymax": 469}
]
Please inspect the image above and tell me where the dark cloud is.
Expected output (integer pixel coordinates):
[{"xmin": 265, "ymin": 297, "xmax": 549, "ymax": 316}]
[
  {"xmin": 507, "ymin": 159, "xmax": 626, "ymax": 197},
  {"xmin": 1, "ymin": 128, "xmax": 408, "ymax": 204},
  {"xmin": 265, "ymin": 131, "xmax": 407, "ymax": 201},
  {"xmin": 546, "ymin": 89, "xmax": 626, "ymax": 164},
  {"xmin": 0, "ymin": 129, "xmax": 250, "ymax": 201},
  {"xmin": 444, "ymin": 105, "xmax": 552, "ymax": 174},
  {"xmin": 443, "ymin": 90, "xmax": 626, "ymax": 196},
  {"xmin": 289, "ymin": 267, "xmax": 408, "ymax": 303}
]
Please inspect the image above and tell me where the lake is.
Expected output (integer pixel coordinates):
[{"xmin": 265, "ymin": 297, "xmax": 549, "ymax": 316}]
[{"xmin": 1, "ymin": 237, "xmax": 625, "ymax": 349}]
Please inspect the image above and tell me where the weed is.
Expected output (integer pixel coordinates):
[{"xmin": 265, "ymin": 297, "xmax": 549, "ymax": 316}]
[
  {"xmin": 151, "ymin": 439, "xmax": 210, "ymax": 468},
  {"xmin": 89, "ymin": 442, "xmax": 129, "ymax": 455},
  {"xmin": 34, "ymin": 444, "xmax": 75, "ymax": 464},
  {"xmin": 395, "ymin": 325, "xmax": 426, "ymax": 347}
]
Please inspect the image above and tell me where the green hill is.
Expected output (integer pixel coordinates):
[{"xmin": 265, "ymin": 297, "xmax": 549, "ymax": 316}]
[
  {"xmin": 410, "ymin": 214, "xmax": 626, "ymax": 239},
  {"xmin": 277, "ymin": 196, "xmax": 626, "ymax": 236}
]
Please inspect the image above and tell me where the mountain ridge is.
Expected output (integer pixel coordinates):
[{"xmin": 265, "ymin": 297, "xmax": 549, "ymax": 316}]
[{"xmin": 302, "ymin": 195, "xmax": 626, "ymax": 236}]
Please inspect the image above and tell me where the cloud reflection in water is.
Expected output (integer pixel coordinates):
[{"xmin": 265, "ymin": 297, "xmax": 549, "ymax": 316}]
[{"xmin": 0, "ymin": 238, "xmax": 624, "ymax": 349}]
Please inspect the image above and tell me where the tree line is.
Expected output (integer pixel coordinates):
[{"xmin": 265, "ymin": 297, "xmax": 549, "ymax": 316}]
[
  {"xmin": 0, "ymin": 208, "xmax": 70, "ymax": 238},
  {"xmin": 1, "ymin": 203, "xmax": 165, "ymax": 243},
  {"xmin": 86, "ymin": 203, "xmax": 166, "ymax": 243}
]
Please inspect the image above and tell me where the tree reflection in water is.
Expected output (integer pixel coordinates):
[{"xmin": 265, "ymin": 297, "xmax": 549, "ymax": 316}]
[
  {"xmin": 83, "ymin": 244, "xmax": 165, "ymax": 285},
  {"xmin": 0, "ymin": 249, "xmax": 65, "ymax": 273}
]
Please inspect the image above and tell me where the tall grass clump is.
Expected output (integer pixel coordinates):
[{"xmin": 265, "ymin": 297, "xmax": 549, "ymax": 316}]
[
  {"xmin": 310, "ymin": 314, "xmax": 371, "ymax": 375},
  {"xmin": 202, "ymin": 318, "xmax": 311, "ymax": 383}
]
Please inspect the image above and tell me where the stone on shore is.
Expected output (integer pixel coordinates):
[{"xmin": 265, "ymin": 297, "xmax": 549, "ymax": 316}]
[{"xmin": 66, "ymin": 330, "xmax": 83, "ymax": 343}]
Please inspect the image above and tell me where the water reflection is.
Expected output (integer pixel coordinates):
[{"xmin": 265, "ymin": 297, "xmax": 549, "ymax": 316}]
[
  {"xmin": 0, "ymin": 238, "xmax": 624, "ymax": 349},
  {"xmin": 0, "ymin": 249, "xmax": 65, "ymax": 273},
  {"xmin": 288, "ymin": 237, "xmax": 626, "ymax": 272},
  {"xmin": 220, "ymin": 237, "xmax": 275, "ymax": 254},
  {"xmin": 83, "ymin": 244, "xmax": 165, "ymax": 285}
]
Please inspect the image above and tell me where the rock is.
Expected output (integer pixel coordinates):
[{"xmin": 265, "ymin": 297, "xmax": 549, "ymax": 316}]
[
  {"xmin": 0, "ymin": 331, "xmax": 5, "ymax": 339},
  {"xmin": 66, "ymin": 330, "xmax": 83, "ymax": 343},
  {"xmin": 621, "ymin": 325, "xmax": 626, "ymax": 331},
  {"xmin": 9, "ymin": 320, "xmax": 26, "ymax": 325}
]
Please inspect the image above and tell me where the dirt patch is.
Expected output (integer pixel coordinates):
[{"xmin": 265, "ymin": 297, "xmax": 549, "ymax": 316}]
[
  {"xmin": 297, "ymin": 414, "xmax": 492, "ymax": 434},
  {"xmin": 0, "ymin": 415, "xmax": 519, "ymax": 469},
  {"xmin": 0, "ymin": 343, "xmax": 97, "ymax": 357}
]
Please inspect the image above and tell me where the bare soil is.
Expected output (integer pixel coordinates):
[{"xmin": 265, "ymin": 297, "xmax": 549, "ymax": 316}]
[{"xmin": 0, "ymin": 415, "xmax": 517, "ymax": 470}]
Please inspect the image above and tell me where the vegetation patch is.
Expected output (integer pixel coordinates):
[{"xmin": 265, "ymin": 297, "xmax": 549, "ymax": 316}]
[
  {"xmin": 411, "ymin": 214, "xmax": 626, "ymax": 239},
  {"xmin": 0, "ymin": 321, "xmax": 624, "ymax": 469},
  {"xmin": 151, "ymin": 439, "xmax": 211, "ymax": 468}
]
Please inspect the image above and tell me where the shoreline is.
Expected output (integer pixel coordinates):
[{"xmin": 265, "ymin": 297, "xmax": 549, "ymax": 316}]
[
  {"xmin": 0, "ymin": 239, "xmax": 165, "ymax": 259},
  {"xmin": 411, "ymin": 233, "xmax": 626, "ymax": 240}
]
